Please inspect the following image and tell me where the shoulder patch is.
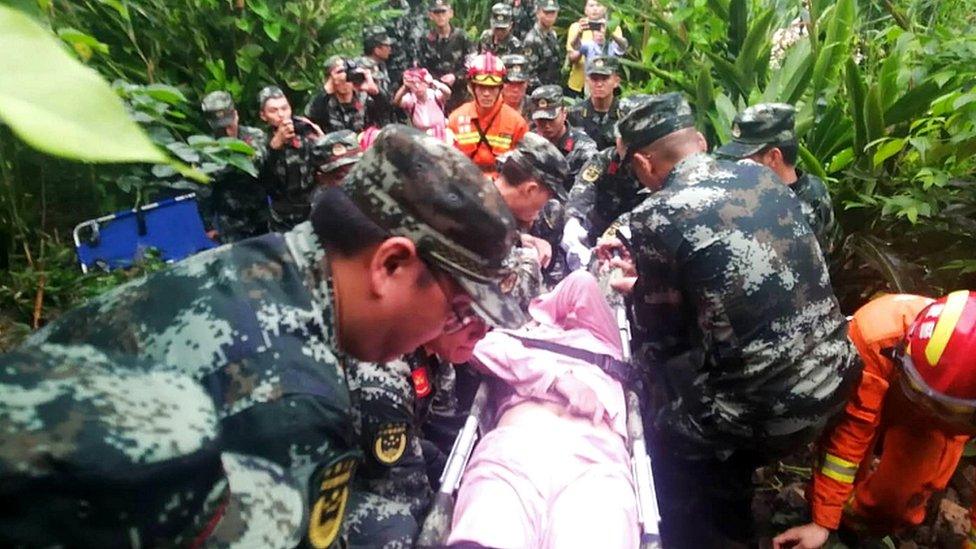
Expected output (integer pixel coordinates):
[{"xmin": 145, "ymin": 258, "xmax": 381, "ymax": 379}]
[
  {"xmin": 308, "ymin": 456, "xmax": 357, "ymax": 548},
  {"xmin": 373, "ymin": 422, "xmax": 408, "ymax": 465},
  {"xmin": 582, "ymin": 164, "xmax": 601, "ymax": 182}
]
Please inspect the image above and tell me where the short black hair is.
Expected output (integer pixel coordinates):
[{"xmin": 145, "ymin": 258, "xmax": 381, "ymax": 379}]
[
  {"xmin": 310, "ymin": 187, "xmax": 387, "ymax": 255},
  {"xmin": 498, "ymin": 154, "xmax": 534, "ymax": 187},
  {"xmin": 761, "ymin": 139, "xmax": 798, "ymax": 166}
]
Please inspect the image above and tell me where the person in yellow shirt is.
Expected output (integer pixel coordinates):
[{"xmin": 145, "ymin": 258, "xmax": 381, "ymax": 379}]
[{"xmin": 565, "ymin": 0, "xmax": 627, "ymax": 97}]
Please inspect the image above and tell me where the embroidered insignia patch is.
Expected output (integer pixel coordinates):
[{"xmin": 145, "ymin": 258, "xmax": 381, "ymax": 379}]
[
  {"xmin": 308, "ymin": 456, "xmax": 356, "ymax": 548},
  {"xmin": 582, "ymin": 164, "xmax": 601, "ymax": 182},
  {"xmin": 373, "ymin": 423, "xmax": 408, "ymax": 465}
]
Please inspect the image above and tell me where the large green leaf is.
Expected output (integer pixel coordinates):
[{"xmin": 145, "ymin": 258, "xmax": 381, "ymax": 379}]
[
  {"xmin": 811, "ymin": 0, "xmax": 855, "ymax": 95},
  {"xmin": 884, "ymin": 78, "xmax": 944, "ymax": 127},
  {"xmin": 845, "ymin": 58, "xmax": 868, "ymax": 156},
  {"xmin": 0, "ymin": 4, "xmax": 167, "ymax": 164},
  {"xmin": 734, "ymin": 7, "xmax": 774, "ymax": 88}
]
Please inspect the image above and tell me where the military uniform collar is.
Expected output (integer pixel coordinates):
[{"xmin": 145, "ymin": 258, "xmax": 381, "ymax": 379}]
[
  {"xmin": 284, "ymin": 222, "xmax": 342, "ymax": 352},
  {"xmin": 662, "ymin": 152, "xmax": 712, "ymax": 190}
]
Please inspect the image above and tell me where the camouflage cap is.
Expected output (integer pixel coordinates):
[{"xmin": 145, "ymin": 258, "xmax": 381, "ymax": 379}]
[
  {"xmin": 585, "ymin": 55, "xmax": 618, "ymax": 76},
  {"xmin": 538, "ymin": 0, "xmax": 559, "ymax": 11},
  {"xmin": 530, "ymin": 84, "xmax": 565, "ymax": 120},
  {"xmin": 501, "ymin": 54, "xmax": 529, "ymax": 83},
  {"xmin": 364, "ymin": 24, "xmax": 395, "ymax": 48},
  {"xmin": 312, "ymin": 130, "xmax": 362, "ymax": 173},
  {"xmin": 257, "ymin": 85, "xmax": 286, "ymax": 109},
  {"xmin": 428, "ymin": 0, "xmax": 451, "ymax": 11},
  {"xmin": 338, "ymin": 124, "xmax": 527, "ymax": 328},
  {"xmin": 613, "ymin": 93, "xmax": 653, "ymax": 137},
  {"xmin": 617, "ymin": 92, "xmax": 695, "ymax": 152},
  {"xmin": 491, "ymin": 2, "xmax": 514, "ymax": 28},
  {"xmin": 715, "ymin": 102, "xmax": 797, "ymax": 159},
  {"xmin": 323, "ymin": 54, "xmax": 345, "ymax": 73},
  {"xmin": 0, "ymin": 344, "xmax": 305, "ymax": 548},
  {"xmin": 201, "ymin": 90, "xmax": 236, "ymax": 130},
  {"xmin": 499, "ymin": 132, "xmax": 570, "ymax": 201}
]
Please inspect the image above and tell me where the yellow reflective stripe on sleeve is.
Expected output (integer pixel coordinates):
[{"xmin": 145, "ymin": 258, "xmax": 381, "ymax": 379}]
[
  {"xmin": 486, "ymin": 135, "xmax": 512, "ymax": 148},
  {"xmin": 821, "ymin": 453, "xmax": 858, "ymax": 484},
  {"xmin": 926, "ymin": 290, "xmax": 970, "ymax": 367},
  {"xmin": 455, "ymin": 132, "xmax": 480, "ymax": 144}
]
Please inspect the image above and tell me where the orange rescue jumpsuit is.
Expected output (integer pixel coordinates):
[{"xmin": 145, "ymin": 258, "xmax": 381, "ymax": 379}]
[
  {"xmin": 447, "ymin": 99, "xmax": 528, "ymax": 175},
  {"xmin": 810, "ymin": 293, "xmax": 973, "ymax": 538}
]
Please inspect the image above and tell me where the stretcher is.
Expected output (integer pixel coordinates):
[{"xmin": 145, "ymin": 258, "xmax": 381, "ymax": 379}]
[{"xmin": 73, "ymin": 194, "xmax": 217, "ymax": 273}]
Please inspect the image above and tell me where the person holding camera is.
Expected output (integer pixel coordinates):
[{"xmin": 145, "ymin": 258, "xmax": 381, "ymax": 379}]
[
  {"xmin": 257, "ymin": 85, "xmax": 325, "ymax": 231},
  {"xmin": 394, "ymin": 67, "xmax": 452, "ymax": 142},
  {"xmin": 565, "ymin": 0, "xmax": 626, "ymax": 97},
  {"xmin": 305, "ymin": 55, "xmax": 382, "ymax": 135}
]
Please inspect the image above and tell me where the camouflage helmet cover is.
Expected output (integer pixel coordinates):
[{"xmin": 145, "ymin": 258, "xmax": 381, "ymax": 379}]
[
  {"xmin": 499, "ymin": 132, "xmax": 570, "ymax": 201},
  {"xmin": 715, "ymin": 102, "xmax": 797, "ymax": 159},
  {"xmin": 616, "ymin": 92, "xmax": 695, "ymax": 152}
]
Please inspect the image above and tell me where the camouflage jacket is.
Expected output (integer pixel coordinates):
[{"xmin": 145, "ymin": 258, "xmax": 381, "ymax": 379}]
[
  {"xmin": 566, "ymin": 147, "xmax": 645, "ymax": 243},
  {"xmin": 552, "ymin": 123, "xmax": 598, "ymax": 190},
  {"xmin": 791, "ymin": 171, "xmax": 839, "ymax": 256},
  {"xmin": 260, "ymin": 123, "xmax": 320, "ymax": 231},
  {"xmin": 418, "ymin": 26, "xmax": 474, "ymax": 113},
  {"xmin": 567, "ymin": 96, "xmax": 621, "ymax": 150},
  {"xmin": 504, "ymin": 0, "xmax": 536, "ymax": 38},
  {"xmin": 478, "ymin": 30, "xmax": 523, "ymax": 57},
  {"xmin": 522, "ymin": 23, "xmax": 563, "ymax": 89},
  {"xmin": 385, "ymin": 0, "xmax": 428, "ymax": 82},
  {"xmin": 627, "ymin": 153, "xmax": 859, "ymax": 456},
  {"xmin": 346, "ymin": 351, "xmax": 449, "ymax": 518},
  {"xmin": 211, "ymin": 125, "xmax": 270, "ymax": 243},
  {"xmin": 27, "ymin": 221, "xmax": 360, "ymax": 547}
]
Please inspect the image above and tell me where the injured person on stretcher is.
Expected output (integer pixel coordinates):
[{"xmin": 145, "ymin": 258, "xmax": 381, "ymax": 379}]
[{"xmin": 448, "ymin": 270, "xmax": 639, "ymax": 549}]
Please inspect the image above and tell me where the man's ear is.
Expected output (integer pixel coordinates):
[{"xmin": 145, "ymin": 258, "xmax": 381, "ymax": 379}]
[
  {"xmin": 768, "ymin": 147, "xmax": 785, "ymax": 169},
  {"xmin": 367, "ymin": 237, "xmax": 421, "ymax": 297}
]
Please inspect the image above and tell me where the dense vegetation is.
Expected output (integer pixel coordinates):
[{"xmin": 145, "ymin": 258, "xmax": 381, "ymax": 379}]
[{"xmin": 1, "ymin": 0, "xmax": 975, "ymax": 348}]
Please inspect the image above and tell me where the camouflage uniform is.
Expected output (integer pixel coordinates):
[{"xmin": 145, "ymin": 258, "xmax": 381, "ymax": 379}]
[
  {"xmin": 618, "ymin": 94, "xmax": 860, "ymax": 546},
  {"xmin": 22, "ymin": 125, "xmax": 527, "ymax": 548},
  {"xmin": 563, "ymin": 94, "xmax": 653, "ymax": 246},
  {"xmin": 261, "ymin": 122, "xmax": 320, "ymax": 231},
  {"xmin": 501, "ymin": 53, "xmax": 532, "ymax": 118},
  {"xmin": 418, "ymin": 0, "xmax": 474, "ymax": 114},
  {"xmin": 310, "ymin": 130, "xmax": 363, "ymax": 203},
  {"xmin": 0, "ymin": 343, "xmax": 306, "ymax": 548},
  {"xmin": 566, "ymin": 56, "xmax": 621, "ymax": 149},
  {"xmin": 503, "ymin": 0, "xmax": 537, "ymax": 38},
  {"xmin": 201, "ymin": 91, "xmax": 271, "ymax": 242},
  {"xmin": 479, "ymin": 4, "xmax": 523, "ymax": 57},
  {"xmin": 529, "ymin": 84, "xmax": 597, "ymax": 188},
  {"xmin": 385, "ymin": 0, "xmax": 428, "ymax": 85},
  {"xmin": 521, "ymin": 0, "xmax": 563, "ymax": 89},
  {"xmin": 715, "ymin": 102, "xmax": 840, "ymax": 255},
  {"xmin": 342, "ymin": 352, "xmax": 450, "ymax": 548}
]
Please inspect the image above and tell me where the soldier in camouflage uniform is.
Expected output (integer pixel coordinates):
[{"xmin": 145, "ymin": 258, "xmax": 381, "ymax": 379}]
[
  {"xmin": 385, "ymin": 0, "xmax": 429, "ymax": 86},
  {"xmin": 362, "ymin": 26, "xmax": 399, "ymax": 126},
  {"xmin": 521, "ymin": 0, "xmax": 563, "ymax": 90},
  {"xmin": 501, "ymin": 53, "xmax": 531, "ymax": 117},
  {"xmin": 567, "ymin": 55, "xmax": 622, "ymax": 149},
  {"xmin": 200, "ymin": 90, "xmax": 271, "ymax": 243},
  {"xmin": 609, "ymin": 94, "xmax": 860, "ymax": 546},
  {"xmin": 562, "ymin": 94, "xmax": 652, "ymax": 269},
  {"xmin": 309, "ymin": 130, "xmax": 362, "ymax": 203},
  {"xmin": 21, "ymin": 125, "xmax": 527, "ymax": 548},
  {"xmin": 257, "ymin": 85, "xmax": 324, "ymax": 231},
  {"xmin": 342, "ymin": 317, "xmax": 489, "ymax": 548},
  {"xmin": 0, "ymin": 343, "xmax": 306, "ymax": 548},
  {"xmin": 715, "ymin": 102, "xmax": 840, "ymax": 256},
  {"xmin": 502, "ymin": 0, "xmax": 537, "ymax": 38},
  {"xmin": 479, "ymin": 3, "xmax": 523, "ymax": 57},
  {"xmin": 418, "ymin": 0, "xmax": 474, "ymax": 115},
  {"xmin": 529, "ymin": 84, "xmax": 598, "ymax": 188}
]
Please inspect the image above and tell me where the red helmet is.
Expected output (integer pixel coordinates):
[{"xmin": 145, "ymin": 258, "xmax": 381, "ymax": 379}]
[
  {"xmin": 898, "ymin": 290, "xmax": 976, "ymax": 430},
  {"xmin": 467, "ymin": 52, "xmax": 506, "ymax": 86}
]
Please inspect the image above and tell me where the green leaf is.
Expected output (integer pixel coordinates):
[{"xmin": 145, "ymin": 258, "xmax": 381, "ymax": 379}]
[
  {"xmin": 863, "ymin": 83, "xmax": 885, "ymax": 151},
  {"xmin": 884, "ymin": 78, "xmax": 943, "ymax": 127},
  {"xmin": 225, "ymin": 154, "xmax": 258, "ymax": 177},
  {"xmin": 248, "ymin": 0, "xmax": 271, "ymax": 20},
  {"xmin": 779, "ymin": 39, "xmax": 815, "ymax": 105},
  {"xmin": 263, "ymin": 20, "xmax": 282, "ymax": 42},
  {"xmin": 734, "ymin": 8, "xmax": 774, "ymax": 87},
  {"xmin": 727, "ymin": 0, "xmax": 747, "ymax": 55},
  {"xmin": 217, "ymin": 137, "xmax": 256, "ymax": 155},
  {"xmin": 872, "ymin": 137, "xmax": 905, "ymax": 167},
  {"xmin": 0, "ymin": 4, "xmax": 167, "ymax": 164},
  {"xmin": 826, "ymin": 147, "xmax": 854, "ymax": 173},
  {"xmin": 143, "ymin": 83, "xmax": 186, "ymax": 105},
  {"xmin": 845, "ymin": 57, "xmax": 867, "ymax": 155},
  {"xmin": 798, "ymin": 143, "xmax": 827, "ymax": 179},
  {"xmin": 57, "ymin": 27, "xmax": 110, "ymax": 58},
  {"xmin": 811, "ymin": 0, "xmax": 855, "ymax": 94},
  {"xmin": 187, "ymin": 134, "xmax": 217, "ymax": 146},
  {"xmin": 95, "ymin": 0, "xmax": 129, "ymax": 19}
]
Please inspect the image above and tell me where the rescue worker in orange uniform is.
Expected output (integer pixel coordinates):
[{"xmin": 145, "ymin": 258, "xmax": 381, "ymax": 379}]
[
  {"xmin": 774, "ymin": 291, "xmax": 976, "ymax": 548},
  {"xmin": 448, "ymin": 51, "xmax": 529, "ymax": 175}
]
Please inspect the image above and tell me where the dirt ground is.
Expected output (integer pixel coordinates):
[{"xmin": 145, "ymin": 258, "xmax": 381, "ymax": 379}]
[{"xmin": 753, "ymin": 446, "xmax": 974, "ymax": 548}]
